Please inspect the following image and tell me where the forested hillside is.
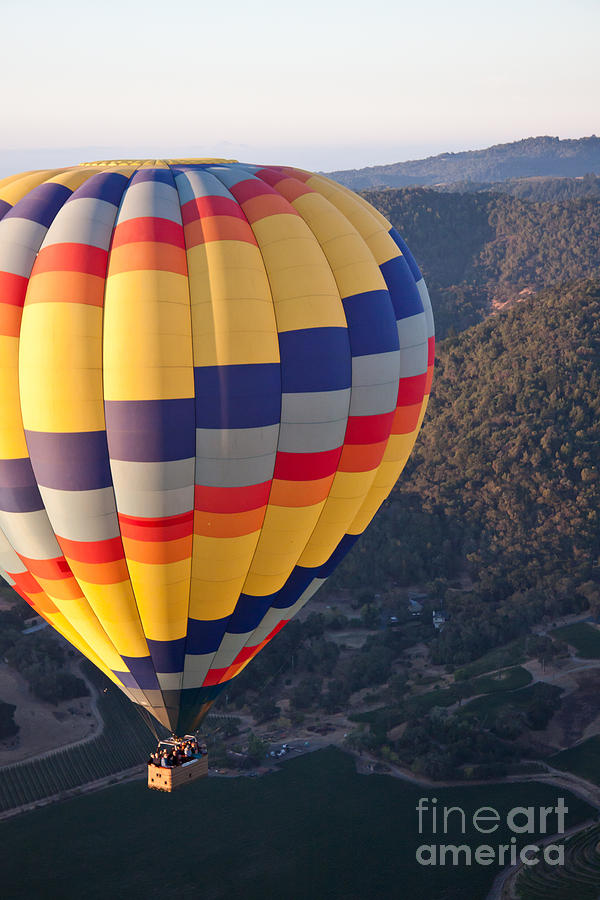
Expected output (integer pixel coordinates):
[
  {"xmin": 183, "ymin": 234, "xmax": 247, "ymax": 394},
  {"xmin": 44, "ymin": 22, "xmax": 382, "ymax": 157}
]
[
  {"xmin": 332, "ymin": 281, "xmax": 600, "ymax": 663},
  {"xmin": 365, "ymin": 188, "xmax": 600, "ymax": 337},
  {"xmin": 329, "ymin": 136, "xmax": 600, "ymax": 189},
  {"xmin": 436, "ymin": 173, "xmax": 600, "ymax": 202}
]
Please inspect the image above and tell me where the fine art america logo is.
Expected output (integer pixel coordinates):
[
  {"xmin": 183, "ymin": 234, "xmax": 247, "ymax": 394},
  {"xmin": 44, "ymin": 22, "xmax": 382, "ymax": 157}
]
[{"xmin": 416, "ymin": 797, "xmax": 568, "ymax": 867}]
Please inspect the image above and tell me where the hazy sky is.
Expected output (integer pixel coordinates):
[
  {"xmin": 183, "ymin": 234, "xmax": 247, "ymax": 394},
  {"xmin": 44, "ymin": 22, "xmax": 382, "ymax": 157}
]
[{"xmin": 1, "ymin": 0, "xmax": 598, "ymax": 175}]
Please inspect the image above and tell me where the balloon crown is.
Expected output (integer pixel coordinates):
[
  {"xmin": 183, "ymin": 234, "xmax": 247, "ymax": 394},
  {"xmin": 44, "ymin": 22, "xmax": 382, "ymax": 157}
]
[{"xmin": 79, "ymin": 158, "xmax": 239, "ymax": 167}]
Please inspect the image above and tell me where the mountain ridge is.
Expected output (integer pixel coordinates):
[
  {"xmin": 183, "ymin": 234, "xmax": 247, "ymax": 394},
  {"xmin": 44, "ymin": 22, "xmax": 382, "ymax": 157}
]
[{"xmin": 327, "ymin": 136, "xmax": 600, "ymax": 189}]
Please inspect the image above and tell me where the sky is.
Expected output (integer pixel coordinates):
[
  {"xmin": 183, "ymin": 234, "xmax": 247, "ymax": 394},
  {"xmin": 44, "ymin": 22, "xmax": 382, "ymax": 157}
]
[{"xmin": 0, "ymin": 0, "xmax": 598, "ymax": 176}]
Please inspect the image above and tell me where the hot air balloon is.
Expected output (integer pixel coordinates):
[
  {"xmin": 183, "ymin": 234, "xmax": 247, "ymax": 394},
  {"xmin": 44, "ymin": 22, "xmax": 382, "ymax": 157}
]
[{"xmin": 0, "ymin": 159, "xmax": 434, "ymax": 762}]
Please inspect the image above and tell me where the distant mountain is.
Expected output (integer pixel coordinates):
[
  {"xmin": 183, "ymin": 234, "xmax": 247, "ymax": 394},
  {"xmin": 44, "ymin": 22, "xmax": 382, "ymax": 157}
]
[
  {"xmin": 366, "ymin": 188, "xmax": 600, "ymax": 338},
  {"xmin": 327, "ymin": 136, "xmax": 600, "ymax": 190}
]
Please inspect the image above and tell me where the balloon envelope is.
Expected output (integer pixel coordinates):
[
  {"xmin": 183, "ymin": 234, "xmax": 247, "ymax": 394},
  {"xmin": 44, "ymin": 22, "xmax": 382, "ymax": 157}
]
[{"xmin": 0, "ymin": 160, "xmax": 434, "ymax": 733}]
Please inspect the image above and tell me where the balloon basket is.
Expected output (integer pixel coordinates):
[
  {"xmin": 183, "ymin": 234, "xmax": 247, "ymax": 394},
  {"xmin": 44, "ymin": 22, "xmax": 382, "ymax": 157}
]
[{"xmin": 147, "ymin": 754, "xmax": 208, "ymax": 792}]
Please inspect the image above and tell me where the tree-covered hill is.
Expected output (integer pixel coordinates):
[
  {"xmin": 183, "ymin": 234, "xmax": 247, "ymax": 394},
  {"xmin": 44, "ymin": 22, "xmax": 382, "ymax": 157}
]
[
  {"xmin": 328, "ymin": 135, "xmax": 600, "ymax": 190},
  {"xmin": 367, "ymin": 188, "xmax": 600, "ymax": 338},
  {"xmin": 332, "ymin": 281, "xmax": 600, "ymax": 662},
  {"xmin": 435, "ymin": 173, "xmax": 600, "ymax": 202}
]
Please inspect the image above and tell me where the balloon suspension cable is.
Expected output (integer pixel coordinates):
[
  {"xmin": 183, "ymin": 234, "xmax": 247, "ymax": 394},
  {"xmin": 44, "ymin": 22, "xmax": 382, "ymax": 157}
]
[
  {"xmin": 255, "ymin": 655, "xmax": 296, "ymax": 699},
  {"xmin": 133, "ymin": 703, "xmax": 163, "ymax": 743}
]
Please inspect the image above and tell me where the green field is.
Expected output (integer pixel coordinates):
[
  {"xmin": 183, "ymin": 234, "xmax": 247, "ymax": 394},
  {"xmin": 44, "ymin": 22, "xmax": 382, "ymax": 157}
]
[
  {"xmin": 454, "ymin": 640, "xmax": 528, "ymax": 680},
  {"xmin": 350, "ymin": 666, "xmax": 533, "ymax": 730},
  {"xmin": 411, "ymin": 666, "xmax": 533, "ymax": 714},
  {"xmin": 0, "ymin": 748, "xmax": 593, "ymax": 900},
  {"xmin": 552, "ymin": 623, "xmax": 600, "ymax": 659},
  {"xmin": 459, "ymin": 682, "xmax": 563, "ymax": 723},
  {"xmin": 471, "ymin": 665, "xmax": 533, "ymax": 694},
  {"xmin": 551, "ymin": 736, "xmax": 600, "ymax": 787}
]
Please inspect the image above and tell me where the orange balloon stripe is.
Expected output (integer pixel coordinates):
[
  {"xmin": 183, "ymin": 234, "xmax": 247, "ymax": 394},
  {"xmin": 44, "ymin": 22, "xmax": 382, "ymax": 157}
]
[
  {"xmin": 255, "ymin": 172, "xmax": 314, "ymax": 203},
  {"xmin": 338, "ymin": 440, "xmax": 388, "ymax": 472},
  {"xmin": 268, "ymin": 474, "xmax": 335, "ymax": 507},
  {"xmin": 183, "ymin": 215, "xmax": 257, "ymax": 247},
  {"xmin": 10, "ymin": 580, "xmax": 58, "ymax": 615},
  {"xmin": 121, "ymin": 534, "xmax": 192, "ymax": 565},
  {"xmin": 67, "ymin": 557, "xmax": 131, "ymax": 585},
  {"xmin": 425, "ymin": 363, "xmax": 434, "ymax": 394},
  {"xmin": 391, "ymin": 402, "xmax": 422, "ymax": 435},
  {"xmin": 0, "ymin": 303, "xmax": 22, "ymax": 336},
  {"xmin": 107, "ymin": 241, "xmax": 187, "ymax": 276},
  {"xmin": 34, "ymin": 575, "xmax": 85, "ymax": 602},
  {"xmin": 25, "ymin": 270, "xmax": 105, "ymax": 305},
  {"xmin": 17, "ymin": 554, "xmax": 73, "ymax": 580},
  {"xmin": 241, "ymin": 192, "xmax": 302, "ymax": 223},
  {"xmin": 193, "ymin": 507, "xmax": 266, "ymax": 538}
]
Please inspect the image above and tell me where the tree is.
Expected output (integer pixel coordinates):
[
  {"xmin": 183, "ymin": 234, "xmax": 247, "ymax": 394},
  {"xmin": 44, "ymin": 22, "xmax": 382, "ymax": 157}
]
[
  {"xmin": 31, "ymin": 672, "xmax": 89, "ymax": 705},
  {"xmin": 290, "ymin": 676, "xmax": 321, "ymax": 710},
  {"xmin": 0, "ymin": 700, "xmax": 18, "ymax": 739},
  {"xmin": 246, "ymin": 732, "xmax": 269, "ymax": 764},
  {"xmin": 251, "ymin": 697, "xmax": 279, "ymax": 724}
]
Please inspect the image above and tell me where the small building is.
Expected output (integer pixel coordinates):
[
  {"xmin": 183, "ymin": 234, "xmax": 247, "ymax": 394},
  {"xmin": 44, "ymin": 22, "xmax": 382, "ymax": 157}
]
[
  {"xmin": 432, "ymin": 610, "xmax": 448, "ymax": 631},
  {"xmin": 407, "ymin": 599, "xmax": 423, "ymax": 617},
  {"xmin": 22, "ymin": 615, "xmax": 47, "ymax": 635}
]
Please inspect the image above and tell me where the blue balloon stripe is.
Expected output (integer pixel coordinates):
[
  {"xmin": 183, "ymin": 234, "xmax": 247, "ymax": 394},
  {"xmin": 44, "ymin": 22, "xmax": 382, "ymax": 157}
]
[
  {"xmin": 379, "ymin": 255, "xmax": 424, "ymax": 321},
  {"xmin": 0, "ymin": 458, "xmax": 44, "ymax": 513},
  {"xmin": 145, "ymin": 637, "xmax": 187, "ymax": 675},
  {"xmin": 194, "ymin": 363, "xmax": 281, "ymax": 429},
  {"xmin": 388, "ymin": 227, "xmax": 423, "ymax": 282},
  {"xmin": 278, "ymin": 327, "xmax": 352, "ymax": 392},
  {"xmin": 130, "ymin": 168, "xmax": 176, "ymax": 186},
  {"xmin": 68, "ymin": 171, "xmax": 130, "ymax": 206},
  {"xmin": 25, "ymin": 430, "xmax": 113, "ymax": 491},
  {"xmin": 5, "ymin": 182, "xmax": 71, "ymax": 228},
  {"xmin": 104, "ymin": 398, "xmax": 196, "ymax": 462},
  {"xmin": 341, "ymin": 290, "xmax": 399, "ymax": 356},
  {"xmin": 185, "ymin": 616, "xmax": 230, "ymax": 655},
  {"xmin": 118, "ymin": 656, "xmax": 161, "ymax": 690}
]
